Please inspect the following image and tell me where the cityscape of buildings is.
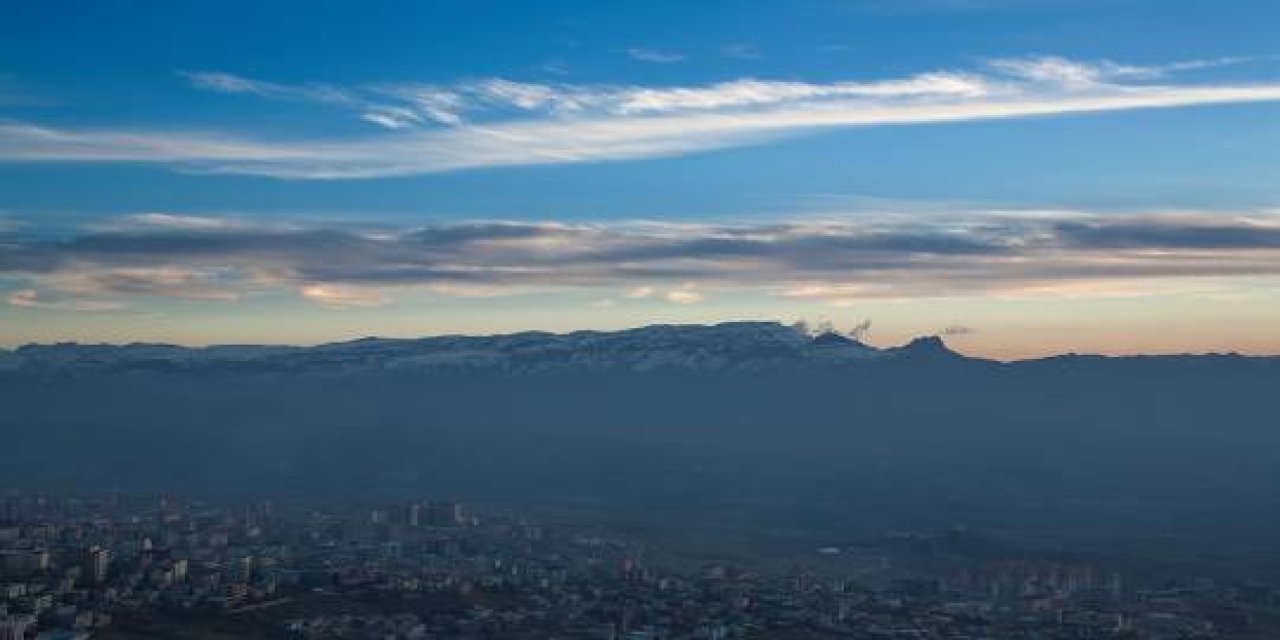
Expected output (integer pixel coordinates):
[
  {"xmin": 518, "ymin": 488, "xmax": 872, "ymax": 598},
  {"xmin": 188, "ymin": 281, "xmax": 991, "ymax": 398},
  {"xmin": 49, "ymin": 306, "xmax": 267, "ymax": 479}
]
[{"xmin": 0, "ymin": 492, "xmax": 1276, "ymax": 639}]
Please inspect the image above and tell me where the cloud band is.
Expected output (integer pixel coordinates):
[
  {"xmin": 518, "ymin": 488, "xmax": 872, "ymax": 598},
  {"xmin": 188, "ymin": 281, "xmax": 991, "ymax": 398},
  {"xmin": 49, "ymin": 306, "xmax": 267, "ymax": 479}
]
[{"xmin": 4, "ymin": 210, "xmax": 1279, "ymax": 309}]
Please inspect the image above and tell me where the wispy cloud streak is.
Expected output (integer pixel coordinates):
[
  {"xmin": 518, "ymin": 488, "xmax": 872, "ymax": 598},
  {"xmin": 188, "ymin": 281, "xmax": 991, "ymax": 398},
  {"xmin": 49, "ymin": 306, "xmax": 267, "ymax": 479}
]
[
  {"xmin": 626, "ymin": 48, "xmax": 685, "ymax": 63},
  {"xmin": 0, "ymin": 56, "xmax": 1276, "ymax": 178},
  {"xmin": 181, "ymin": 71, "xmax": 360, "ymax": 106}
]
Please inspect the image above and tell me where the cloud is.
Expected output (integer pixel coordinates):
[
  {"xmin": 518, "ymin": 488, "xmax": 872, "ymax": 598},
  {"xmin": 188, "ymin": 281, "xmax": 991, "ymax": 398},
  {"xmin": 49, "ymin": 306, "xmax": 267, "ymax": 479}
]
[
  {"xmin": 182, "ymin": 71, "xmax": 359, "ymax": 106},
  {"xmin": 44, "ymin": 267, "xmax": 241, "ymax": 301},
  {"xmin": 4, "ymin": 209, "xmax": 1280, "ymax": 308},
  {"xmin": 114, "ymin": 213, "xmax": 248, "ymax": 231},
  {"xmin": 665, "ymin": 285, "xmax": 704, "ymax": 304},
  {"xmin": 299, "ymin": 283, "xmax": 390, "ymax": 308},
  {"xmin": 373, "ymin": 86, "xmax": 466, "ymax": 125},
  {"xmin": 988, "ymin": 55, "xmax": 1257, "ymax": 87},
  {"xmin": 0, "ymin": 121, "xmax": 313, "ymax": 164},
  {"xmin": 1051, "ymin": 216, "xmax": 1280, "ymax": 249},
  {"xmin": 360, "ymin": 106, "xmax": 425, "ymax": 130},
  {"xmin": 1, "ymin": 56, "xmax": 1277, "ymax": 178},
  {"xmin": 182, "ymin": 71, "xmax": 268, "ymax": 94},
  {"xmin": 609, "ymin": 73, "xmax": 991, "ymax": 114},
  {"xmin": 627, "ymin": 48, "xmax": 685, "ymax": 64},
  {"xmin": 6, "ymin": 288, "xmax": 124, "ymax": 312},
  {"xmin": 186, "ymin": 71, "xmax": 459, "ymax": 129},
  {"xmin": 987, "ymin": 56, "xmax": 1176, "ymax": 88},
  {"xmin": 6, "ymin": 288, "xmax": 37, "ymax": 306}
]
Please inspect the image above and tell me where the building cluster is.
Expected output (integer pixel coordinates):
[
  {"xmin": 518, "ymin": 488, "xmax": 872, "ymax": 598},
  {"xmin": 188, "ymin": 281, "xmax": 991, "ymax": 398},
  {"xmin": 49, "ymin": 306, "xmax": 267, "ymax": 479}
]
[{"xmin": 0, "ymin": 493, "xmax": 1276, "ymax": 639}]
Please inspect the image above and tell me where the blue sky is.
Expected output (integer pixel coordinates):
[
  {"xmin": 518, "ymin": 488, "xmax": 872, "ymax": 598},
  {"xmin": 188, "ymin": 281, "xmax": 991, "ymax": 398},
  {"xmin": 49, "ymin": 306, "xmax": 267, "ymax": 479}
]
[{"xmin": 2, "ymin": 0, "xmax": 1279, "ymax": 356}]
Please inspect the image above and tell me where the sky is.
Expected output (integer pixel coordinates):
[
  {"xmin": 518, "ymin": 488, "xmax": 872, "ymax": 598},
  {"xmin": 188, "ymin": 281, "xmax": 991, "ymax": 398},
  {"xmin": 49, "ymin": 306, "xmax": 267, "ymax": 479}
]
[{"xmin": 1, "ymin": 0, "xmax": 1279, "ymax": 358}]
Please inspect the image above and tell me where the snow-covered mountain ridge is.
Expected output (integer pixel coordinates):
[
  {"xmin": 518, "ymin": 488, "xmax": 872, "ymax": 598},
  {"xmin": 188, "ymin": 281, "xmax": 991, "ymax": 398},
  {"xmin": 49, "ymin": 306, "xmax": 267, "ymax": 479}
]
[
  {"xmin": 5, "ymin": 320, "xmax": 1275, "ymax": 377},
  {"xmin": 4, "ymin": 322, "xmax": 942, "ymax": 376}
]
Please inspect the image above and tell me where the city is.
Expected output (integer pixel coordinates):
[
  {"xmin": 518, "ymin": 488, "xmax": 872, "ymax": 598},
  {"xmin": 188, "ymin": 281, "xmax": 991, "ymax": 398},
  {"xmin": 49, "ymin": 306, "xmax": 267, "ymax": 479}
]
[{"xmin": 1, "ymin": 493, "xmax": 1276, "ymax": 639}]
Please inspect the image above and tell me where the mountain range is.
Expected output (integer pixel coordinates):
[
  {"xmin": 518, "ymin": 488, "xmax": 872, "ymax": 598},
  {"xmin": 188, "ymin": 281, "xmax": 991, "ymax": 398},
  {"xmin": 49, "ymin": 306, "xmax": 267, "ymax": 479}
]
[
  {"xmin": 3, "ymin": 321, "xmax": 1269, "ymax": 376},
  {"xmin": 3, "ymin": 321, "xmax": 1279, "ymax": 573}
]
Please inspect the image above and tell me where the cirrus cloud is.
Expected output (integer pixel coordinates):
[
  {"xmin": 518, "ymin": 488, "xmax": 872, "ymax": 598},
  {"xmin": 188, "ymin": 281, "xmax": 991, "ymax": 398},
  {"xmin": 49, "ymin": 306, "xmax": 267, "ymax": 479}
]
[
  {"xmin": 626, "ymin": 48, "xmax": 685, "ymax": 64},
  {"xmin": 0, "ymin": 56, "xmax": 1276, "ymax": 179}
]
